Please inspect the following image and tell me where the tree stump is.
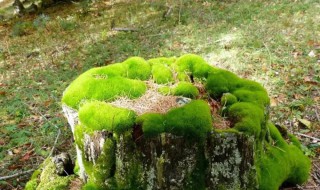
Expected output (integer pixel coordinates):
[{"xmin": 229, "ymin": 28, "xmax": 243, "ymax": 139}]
[{"xmin": 27, "ymin": 54, "xmax": 310, "ymax": 190}]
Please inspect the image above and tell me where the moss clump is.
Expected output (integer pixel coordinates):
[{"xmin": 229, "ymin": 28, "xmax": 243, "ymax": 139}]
[
  {"xmin": 174, "ymin": 54, "xmax": 216, "ymax": 79},
  {"xmin": 25, "ymin": 168, "xmax": 42, "ymax": 189},
  {"xmin": 205, "ymin": 69, "xmax": 241, "ymax": 98},
  {"xmin": 62, "ymin": 57, "xmax": 153, "ymax": 109},
  {"xmin": 258, "ymin": 123, "xmax": 311, "ymax": 190},
  {"xmin": 158, "ymin": 86, "xmax": 171, "ymax": 95},
  {"xmin": 29, "ymin": 158, "xmax": 75, "ymax": 190},
  {"xmin": 136, "ymin": 113, "xmax": 165, "ymax": 138},
  {"xmin": 78, "ymin": 101, "xmax": 136, "ymax": 134},
  {"xmin": 221, "ymin": 93, "xmax": 238, "ymax": 106},
  {"xmin": 62, "ymin": 75, "xmax": 147, "ymax": 109},
  {"xmin": 86, "ymin": 62, "xmax": 128, "ymax": 77},
  {"xmin": 25, "ymin": 179, "xmax": 38, "ymax": 190},
  {"xmin": 173, "ymin": 82, "xmax": 199, "ymax": 99},
  {"xmin": 137, "ymin": 100, "xmax": 213, "ymax": 139},
  {"xmin": 151, "ymin": 63, "xmax": 174, "ymax": 84},
  {"xmin": 233, "ymin": 89, "xmax": 269, "ymax": 108},
  {"xmin": 148, "ymin": 57, "xmax": 176, "ymax": 66},
  {"xmin": 123, "ymin": 57, "xmax": 151, "ymax": 80},
  {"xmin": 228, "ymin": 102, "xmax": 264, "ymax": 137}
]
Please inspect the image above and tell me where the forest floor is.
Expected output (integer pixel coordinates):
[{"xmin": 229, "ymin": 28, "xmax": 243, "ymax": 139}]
[{"xmin": 0, "ymin": 0, "xmax": 319, "ymax": 189}]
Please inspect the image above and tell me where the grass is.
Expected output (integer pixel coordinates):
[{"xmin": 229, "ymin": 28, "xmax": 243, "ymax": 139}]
[{"xmin": 0, "ymin": 0, "xmax": 319, "ymax": 189}]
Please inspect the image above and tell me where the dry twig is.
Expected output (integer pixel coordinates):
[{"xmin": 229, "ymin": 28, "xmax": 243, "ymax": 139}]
[{"xmin": 0, "ymin": 169, "xmax": 35, "ymax": 181}]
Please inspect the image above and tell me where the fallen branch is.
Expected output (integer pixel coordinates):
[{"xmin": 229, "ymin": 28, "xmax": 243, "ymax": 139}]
[
  {"xmin": 48, "ymin": 128, "xmax": 61, "ymax": 158},
  {"xmin": 295, "ymin": 132, "xmax": 320, "ymax": 142},
  {"xmin": 112, "ymin": 27, "xmax": 138, "ymax": 32},
  {"xmin": 315, "ymin": 109, "xmax": 320, "ymax": 122},
  {"xmin": 0, "ymin": 169, "xmax": 35, "ymax": 181}
]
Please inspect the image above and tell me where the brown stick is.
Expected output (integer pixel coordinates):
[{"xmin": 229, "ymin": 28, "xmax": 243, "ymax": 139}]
[
  {"xmin": 0, "ymin": 169, "xmax": 35, "ymax": 181},
  {"xmin": 112, "ymin": 27, "xmax": 138, "ymax": 32},
  {"xmin": 295, "ymin": 132, "xmax": 320, "ymax": 142}
]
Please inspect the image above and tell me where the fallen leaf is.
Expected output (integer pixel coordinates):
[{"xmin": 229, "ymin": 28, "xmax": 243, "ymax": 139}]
[
  {"xmin": 298, "ymin": 118, "xmax": 312, "ymax": 129},
  {"xmin": 20, "ymin": 150, "xmax": 34, "ymax": 161},
  {"xmin": 0, "ymin": 91, "xmax": 6, "ymax": 96},
  {"xmin": 13, "ymin": 148, "xmax": 22, "ymax": 154},
  {"xmin": 294, "ymin": 94, "xmax": 302, "ymax": 99},
  {"xmin": 0, "ymin": 139, "xmax": 6, "ymax": 145},
  {"xmin": 303, "ymin": 76, "xmax": 319, "ymax": 85},
  {"xmin": 270, "ymin": 98, "xmax": 278, "ymax": 107},
  {"xmin": 8, "ymin": 164, "xmax": 22, "ymax": 170},
  {"xmin": 43, "ymin": 99, "xmax": 53, "ymax": 107}
]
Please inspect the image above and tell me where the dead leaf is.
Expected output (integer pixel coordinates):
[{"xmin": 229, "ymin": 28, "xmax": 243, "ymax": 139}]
[
  {"xmin": 294, "ymin": 94, "xmax": 302, "ymax": 99},
  {"xmin": 298, "ymin": 118, "xmax": 312, "ymax": 129},
  {"xmin": 0, "ymin": 91, "xmax": 6, "ymax": 96},
  {"xmin": 19, "ymin": 150, "xmax": 34, "ymax": 162},
  {"xmin": 270, "ymin": 98, "xmax": 278, "ymax": 107},
  {"xmin": 43, "ymin": 99, "xmax": 53, "ymax": 107},
  {"xmin": 8, "ymin": 164, "xmax": 22, "ymax": 170},
  {"xmin": 304, "ymin": 76, "xmax": 319, "ymax": 85},
  {"xmin": 18, "ymin": 122, "xmax": 28, "ymax": 128},
  {"xmin": 13, "ymin": 148, "xmax": 22, "ymax": 154}
]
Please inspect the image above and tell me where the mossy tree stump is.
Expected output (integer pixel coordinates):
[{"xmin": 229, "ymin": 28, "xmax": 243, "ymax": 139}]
[{"xmin": 27, "ymin": 54, "xmax": 311, "ymax": 190}]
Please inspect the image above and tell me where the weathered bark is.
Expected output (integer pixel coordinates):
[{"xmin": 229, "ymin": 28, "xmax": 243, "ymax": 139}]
[{"xmin": 63, "ymin": 104, "xmax": 256, "ymax": 189}]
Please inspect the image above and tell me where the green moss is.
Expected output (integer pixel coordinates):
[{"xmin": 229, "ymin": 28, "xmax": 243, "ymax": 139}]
[
  {"xmin": 151, "ymin": 63, "xmax": 174, "ymax": 84},
  {"xmin": 184, "ymin": 145, "xmax": 207, "ymax": 190},
  {"xmin": 148, "ymin": 57, "xmax": 176, "ymax": 66},
  {"xmin": 176, "ymin": 71, "xmax": 191, "ymax": 82},
  {"xmin": 221, "ymin": 93, "xmax": 238, "ymax": 106},
  {"xmin": 205, "ymin": 69, "xmax": 240, "ymax": 98},
  {"xmin": 74, "ymin": 125, "xmax": 85, "ymax": 150},
  {"xmin": 82, "ymin": 139, "xmax": 115, "ymax": 187},
  {"xmin": 228, "ymin": 102, "xmax": 264, "ymax": 137},
  {"xmin": 74, "ymin": 159, "xmax": 80, "ymax": 176},
  {"xmin": 233, "ymin": 89, "xmax": 269, "ymax": 108},
  {"xmin": 173, "ymin": 82, "xmax": 199, "ymax": 99},
  {"xmin": 36, "ymin": 158, "xmax": 75, "ymax": 190},
  {"xmin": 123, "ymin": 57, "xmax": 151, "ymax": 80},
  {"xmin": 136, "ymin": 100, "xmax": 213, "ymax": 139},
  {"xmin": 25, "ymin": 179, "xmax": 38, "ymax": 190},
  {"xmin": 174, "ymin": 54, "xmax": 216, "ymax": 79},
  {"xmin": 258, "ymin": 123, "xmax": 311, "ymax": 190},
  {"xmin": 158, "ymin": 86, "xmax": 171, "ymax": 95},
  {"xmin": 115, "ymin": 161, "xmax": 146, "ymax": 190},
  {"xmin": 86, "ymin": 63, "xmax": 128, "ymax": 77},
  {"xmin": 136, "ymin": 113, "xmax": 165, "ymax": 138},
  {"xmin": 30, "ymin": 169, "xmax": 42, "ymax": 180},
  {"xmin": 78, "ymin": 101, "xmax": 136, "ymax": 134},
  {"xmin": 62, "ymin": 75, "xmax": 147, "ymax": 109},
  {"xmin": 164, "ymin": 100, "xmax": 213, "ymax": 139}
]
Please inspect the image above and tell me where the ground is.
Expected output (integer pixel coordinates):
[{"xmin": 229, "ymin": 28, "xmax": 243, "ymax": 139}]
[{"xmin": 0, "ymin": 0, "xmax": 319, "ymax": 189}]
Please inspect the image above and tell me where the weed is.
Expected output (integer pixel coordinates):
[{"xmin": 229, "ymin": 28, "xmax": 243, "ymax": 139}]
[
  {"xmin": 84, "ymin": 43, "xmax": 110, "ymax": 68},
  {"xmin": 33, "ymin": 14, "xmax": 50, "ymax": 30},
  {"xmin": 59, "ymin": 17, "xmax": 78, "ymax": 31},
  {"xmin": 10, "ymin": 21, "xmax": 32, "ymax": 37}
]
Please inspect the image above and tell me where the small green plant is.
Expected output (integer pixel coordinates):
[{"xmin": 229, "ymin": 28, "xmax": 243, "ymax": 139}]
[
  {"xmin": 59, "ymin": 18, "xmax": 78, "ymax": 31},
  {"xmin": 33, "ymin": 14, "xmax": 50, "ymax": 30},
  {"xmin": 11, "ymin": 21, "xmax": 32, "ymax": 37},
  {"xmin": 84, "ymin": 43, "xmax": 110, "ymax": 68}
]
